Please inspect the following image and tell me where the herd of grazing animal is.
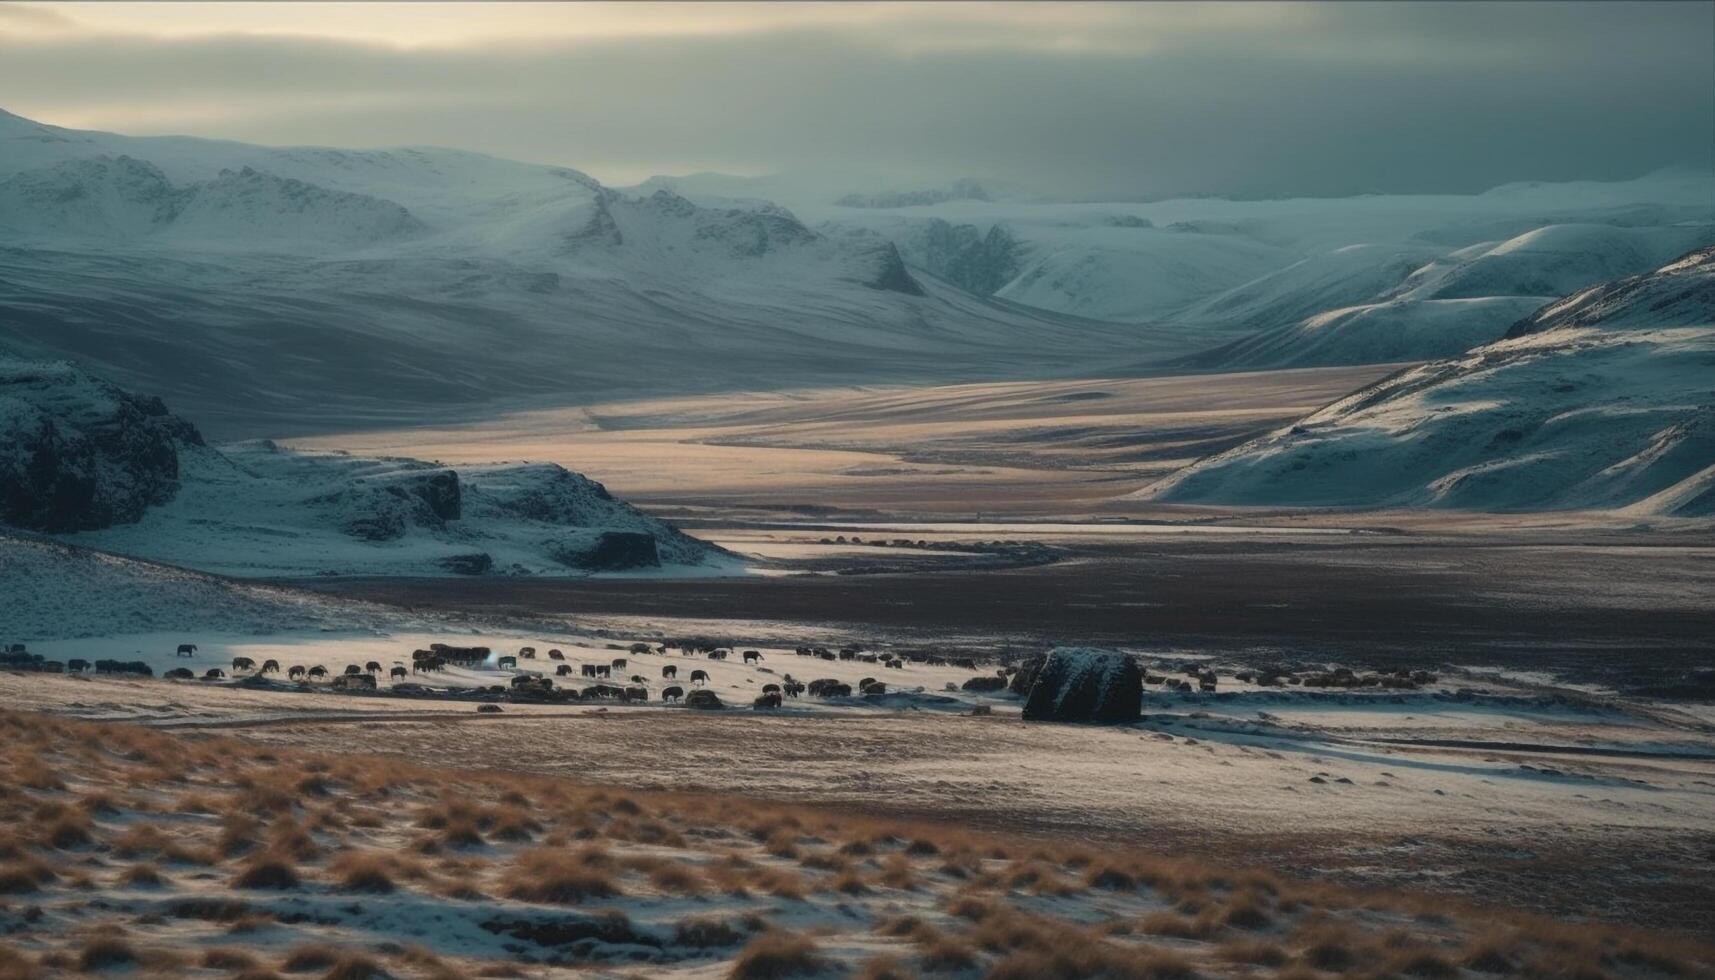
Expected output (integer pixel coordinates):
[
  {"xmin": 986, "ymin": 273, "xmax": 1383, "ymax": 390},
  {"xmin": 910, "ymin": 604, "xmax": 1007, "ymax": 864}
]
[{"xmin": 33, "ymin": 636, "xmax": 1003, "ymax": 711}]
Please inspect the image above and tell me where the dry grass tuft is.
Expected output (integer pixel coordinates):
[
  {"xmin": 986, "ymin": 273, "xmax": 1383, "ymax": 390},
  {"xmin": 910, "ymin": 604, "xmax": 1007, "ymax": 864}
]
[
  {"xmin": 1219, "ymin": 938, "xmax": 1290, "ymax": 967},
  {"xmin": 202, "ymin": 946, "xmax": 261, "ymax": 970},
  {"xmin": 119, "ymin": 862, "xmax": 167, "ymax": 888},
  {"xmin": 231, "ymin": 857, "xmax": 301, "ymax": 890},
  {"xmin": 504, "ymin": 848, "xmax": 621, "ymax": 904},
  {"xmin": 76, "ymin": 936, "xmax": 137, "ymax": 972},
  {"xmin": 727, "ymin": 931, "xmax": 827, "ymax": 980},
  {"xmin": 858, "ymin": 954, "xmax": 919, "ymax": 980}
]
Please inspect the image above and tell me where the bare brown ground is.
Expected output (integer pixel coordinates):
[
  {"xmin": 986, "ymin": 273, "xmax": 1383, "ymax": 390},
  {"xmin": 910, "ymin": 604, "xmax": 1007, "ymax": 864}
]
[
  {"xmin": 287, "ymin": 367, "xmax": 1397, "ymax": 518},
  {"xmin": 2, "ymin": 709, "xmax": 1710, "ymax": 978}
]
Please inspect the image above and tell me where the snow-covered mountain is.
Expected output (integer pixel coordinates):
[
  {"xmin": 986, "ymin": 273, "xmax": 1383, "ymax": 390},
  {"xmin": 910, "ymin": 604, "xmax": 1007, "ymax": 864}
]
[
  {"xmin": 0, "ymin": 155, "xmax": 426, "ymax": 250},
  {"xmin": 1176, "ymin": 222, "xmax": 1715, "ymax": 370},
  {"xmin": 0, "ymin": 109, "xmax": 1146, "ymax": 434},
  {"xmin": 1139, "ymin": 247, "xmax": 1715, "ymax": 516},
  {"xmin": 1, "ymin": 358, "xmax": 728, "ymax": 575},
  {"xmin": 794, "ymin": 173, "xmax": 1712, "ymax": 364}
]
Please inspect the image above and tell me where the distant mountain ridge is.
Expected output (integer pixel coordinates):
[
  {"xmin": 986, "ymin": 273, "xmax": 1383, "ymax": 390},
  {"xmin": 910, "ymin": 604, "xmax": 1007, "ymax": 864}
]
[
  {"xmin": 0, "ymin": 155, "xmax": 426, "ymax": 249},
  {"xmin": 0, "ymin": 108, "xmax": 1141, "ymax": 434}
]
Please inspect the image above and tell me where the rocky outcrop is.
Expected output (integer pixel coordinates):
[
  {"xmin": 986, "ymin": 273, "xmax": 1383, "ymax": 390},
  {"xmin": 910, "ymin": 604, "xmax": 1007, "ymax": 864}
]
[
  {"xmin": 1019, "ymin": 648, "xmax": 1142, "ymax": 724},
  {"xmin": 0, "ymin": 359, "xmax": 201, "ymax": 532},
  {"xmin": 471, "ymin": 462, "xmax": 713, "ymax": 566},
  {"xmin": 332, "ymin": 468, "xmax": 462, "ymax": 541},
  {"xmin": 906, "ymin": 220, "xmax": 1021, "ymax": 296},
  {"xmin": 560, "ymin": 531, "xmax": 659, "ymax": 571}
]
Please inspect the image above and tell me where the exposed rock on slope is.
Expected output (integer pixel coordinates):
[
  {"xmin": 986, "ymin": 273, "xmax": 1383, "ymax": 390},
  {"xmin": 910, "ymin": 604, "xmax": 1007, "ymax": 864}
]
[
  {"xmin": 0, "ymin": 359, "xmax": 201, "ymax": 531},
  {"xmin": 1020, "ymin": 648, "xmax": 1142, "ymax": 724},
  {"xmin": 1142, "ymin": 248, "xmax": 1715, "ymax": 516},
  {"xmin": 0, "ymin": 155, "xmax": 424, "ymax": 249},
  {"xmin": 0, "ymin": 360, "xmax": 726, "ymax": 574}
]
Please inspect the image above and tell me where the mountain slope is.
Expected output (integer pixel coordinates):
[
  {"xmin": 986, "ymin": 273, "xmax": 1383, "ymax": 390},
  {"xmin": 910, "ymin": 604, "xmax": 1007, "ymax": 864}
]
[
  {"xmin": 1139, "ymin": 247, "xmax": 1715, "ymax": 515},
  {"xmin": 0, "ymin": 109, "xmax": 1147, "ymax": 433},
  {"xmin": 1174, "ymin": 222, "xmax": 1714, "ymax": 370}
]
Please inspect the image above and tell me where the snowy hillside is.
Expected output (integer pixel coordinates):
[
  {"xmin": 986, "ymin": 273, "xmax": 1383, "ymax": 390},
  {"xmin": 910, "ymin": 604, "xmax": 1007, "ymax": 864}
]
[
  {"xmin": 1140, "ymin": 247, "xmax": 1715, "ymax": 516},
  {"xmin": 65, "ymin": 441, "xmax": 730, "ymax": 578},
  {"xmin": 0, "ymin": 531, "xmax": 374, "ymax": 640},
  {"xmin": 1183, "ymin": 296, "xmax": 1551, "ymax": 370},
  {"xmin": 1171, "ymin": 221, "xmax": 1714, "ymax": 369},
  {"xmin": 1, "ymin": 359, "xmax": 728, "ymax": 576},
  {"xmin": 0, "ymin": 109, "xmax": 1150, "ymax": 430},
  {"xmin": 799, "ymin": 169, "xmax": 1712, "ymax": 331}
]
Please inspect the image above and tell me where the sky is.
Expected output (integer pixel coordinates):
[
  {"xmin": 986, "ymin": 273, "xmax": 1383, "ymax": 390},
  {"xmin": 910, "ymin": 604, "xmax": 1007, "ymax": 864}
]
[{"xmin": 1, "ymin": 1, "xmax": 1711, "ymax": 199}]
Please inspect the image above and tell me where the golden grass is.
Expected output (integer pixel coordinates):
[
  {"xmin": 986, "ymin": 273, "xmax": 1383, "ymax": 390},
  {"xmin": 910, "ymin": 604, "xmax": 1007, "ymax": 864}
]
[
  {"xmin": 728, "ymin": 931, "xmax": 827, "ymax": 980},
  {"xmin": 0, "ymin": 708, "xmax": 1704, "ymax": 980},
  {"xmin": 504, "ymin": 847, "xmax": 621, "ymax": 904}
]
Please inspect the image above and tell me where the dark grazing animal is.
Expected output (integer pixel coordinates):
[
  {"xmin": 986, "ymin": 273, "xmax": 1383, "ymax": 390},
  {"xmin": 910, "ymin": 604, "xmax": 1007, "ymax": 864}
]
[
  {"xmin": 690, "ymin": 669, "xmax": 710, "ymax": 686},
  {"xmin": 176, "ymin": 643, "xmax": 197, "ymax": 657},
  {"xmin": 753, "ymin": 692, "xmax": 783, "ymax": 709},
  {"xmin": 743, "ymin": 650, "xmax": 763, "ymax": 664},
  {"xmin": 261, "ymin": 659, "xmax": 280, "ymax": 674},
  {"xmin": 548, "ymin": 649, "xmax": 565, "ymax": 660},
  {"xmin": 288, "ymin": 665, "xmax": 306, "ymax": 680},
  {"xmin": 203, "ymin": 668, "xmax": 226, "ymax": 680},
  {"xmin": 308, "ymin": 665, "xmax": 328, "ymax": 679},
  {"xmin": 67, "ymin": 658, "xmax": 90, "ymax": 673},
  {"xmin": 556, "ymin": 664, "xmax": 573, "ymax": 676},
  {"xmin": 390, "ymin": 665, "xmax": 407, "ymax": 680},
  {"xmin": 344, "ymin": 664, "xmax": 363, "ymax": 675},
  {"xmin": 365, "ymin": 661, "xmax": 382, "ymax": 674},
  {"xmin": 231, "ymin": 657, "xmax": 256, "ymax": 672},
  {"xmin": 661, "ymin": 665, "xmax": 678, "ymax": 679},
  {"xmin": 660, "ymin": 685, "xmax": 685, "ymax": 703}
]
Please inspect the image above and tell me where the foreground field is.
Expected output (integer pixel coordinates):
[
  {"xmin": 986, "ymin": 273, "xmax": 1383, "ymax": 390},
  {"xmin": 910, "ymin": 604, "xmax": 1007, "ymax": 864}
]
[{"xmin": 1, "ymin": 709, "xmax": 1710, "ymax": 979}]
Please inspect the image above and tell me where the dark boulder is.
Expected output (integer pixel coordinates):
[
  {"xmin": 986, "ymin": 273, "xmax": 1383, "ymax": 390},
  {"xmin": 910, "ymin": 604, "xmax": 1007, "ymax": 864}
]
[
  {"xmin": 1020, "ymin": 648, "xmax": 1141, "ymax": 724},
  {"xmin": 438, "ymin": 552, "xmax": 493, "ymax": 575},
  {"xmin": 562, "ymin": 531, "xmax": 660, "ymax": 571},
  {"xmin": 684, "ymin": 689, "xmax": 724, "ymax": 710}
]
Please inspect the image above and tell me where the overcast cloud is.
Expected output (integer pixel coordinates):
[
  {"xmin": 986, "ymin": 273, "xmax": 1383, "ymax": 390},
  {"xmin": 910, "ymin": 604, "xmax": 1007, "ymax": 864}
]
[{"xmin": 1, "ymin": 1, "xmax": 1709, "ymax": 198}]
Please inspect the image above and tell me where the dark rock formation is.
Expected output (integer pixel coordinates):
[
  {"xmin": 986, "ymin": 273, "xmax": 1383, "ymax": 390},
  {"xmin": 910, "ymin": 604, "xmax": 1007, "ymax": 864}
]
[
  {"xmin": 908, "ymin": 220, "xmax": 1022, "ymax": 296},
  {"xmin": 0, "ymin": 359, "xmax": 202, "ymax": 532},
  {"xmin": 561, "ymin": 531, "xmax": 659, "ymax": 571},
  {"xmin": 438, "ymin": 552, "xmax": 493, "ymax": 575},
  {"xmin": 1020, "ymin": 648, "xmax": 1142, "ymax": 724},
  {"xmin": 684, "ymin": 689, "xmax": 725, "ymax": 710}
]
